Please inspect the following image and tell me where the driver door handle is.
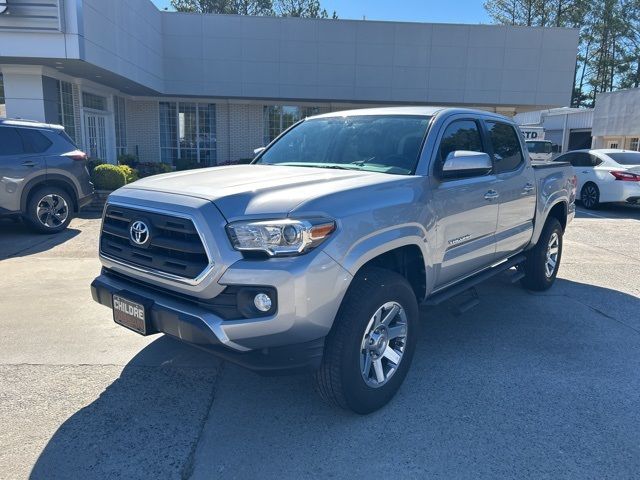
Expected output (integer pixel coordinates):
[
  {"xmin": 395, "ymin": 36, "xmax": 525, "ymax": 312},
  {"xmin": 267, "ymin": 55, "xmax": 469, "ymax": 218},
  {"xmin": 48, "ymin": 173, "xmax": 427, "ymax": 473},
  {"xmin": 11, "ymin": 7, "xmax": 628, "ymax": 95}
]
[
  {"xmin": 522, "ymin": 183, "xmax": 535, "ymax": 194},
  {"xmin": 484, "ymin": 190, "xmax": 500, "ymax": 200}
]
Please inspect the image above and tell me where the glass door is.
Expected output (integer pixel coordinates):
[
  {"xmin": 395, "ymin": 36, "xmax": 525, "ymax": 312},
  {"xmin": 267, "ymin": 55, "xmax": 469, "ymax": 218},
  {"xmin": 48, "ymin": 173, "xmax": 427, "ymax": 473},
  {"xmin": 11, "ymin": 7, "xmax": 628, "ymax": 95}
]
[{"xmin": 84, "ymin": 112, "xmax": 108, "ymax": 161}]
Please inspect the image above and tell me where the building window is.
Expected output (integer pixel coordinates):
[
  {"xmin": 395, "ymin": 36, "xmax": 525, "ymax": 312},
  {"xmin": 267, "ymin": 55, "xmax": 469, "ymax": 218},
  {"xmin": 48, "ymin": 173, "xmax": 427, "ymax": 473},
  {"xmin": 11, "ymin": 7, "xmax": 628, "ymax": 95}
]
[
  {"xmin": 263, "ymin": 105, "xmax": 324, "ymax": 145},
  {"xmin": 82, "ymin": 92, "xmax": 107, "ymax": 111},
  {"xmin": 629, "ymin": 137, "xmax": 639, "ymax": 151},
  {"xmin": 56, "ymin": 80, "xmax": 77, "ymax": 143},
  {"xmin": 114, "ymin": 96, "xmax": 127, "ymax": 157},
  {"xmin": 159, "ymin": 102, "xmax": 216, "ymax": 169}
]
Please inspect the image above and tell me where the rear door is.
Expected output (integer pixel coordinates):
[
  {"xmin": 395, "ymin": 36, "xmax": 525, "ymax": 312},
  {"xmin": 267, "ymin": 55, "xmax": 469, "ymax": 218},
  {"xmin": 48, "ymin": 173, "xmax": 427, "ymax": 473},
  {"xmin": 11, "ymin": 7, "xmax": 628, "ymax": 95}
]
[
  {"xmin": 430, "ymin": 117, "xmax": 500, "ymax": 288},
  {"xmin": 0, "ymin": 126, "xmax": 45, "ymax": 213},
  {"xmin": 485, "ymin": 120, "xmax": 537, "ymax": 260}
]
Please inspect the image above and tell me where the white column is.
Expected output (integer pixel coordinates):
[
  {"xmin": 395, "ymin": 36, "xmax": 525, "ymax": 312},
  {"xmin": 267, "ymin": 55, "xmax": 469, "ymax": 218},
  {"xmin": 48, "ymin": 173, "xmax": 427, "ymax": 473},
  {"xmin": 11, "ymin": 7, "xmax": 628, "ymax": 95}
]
[{"xmin": 1, "ymin": 66, "xmax": 47, "ymax": 121}]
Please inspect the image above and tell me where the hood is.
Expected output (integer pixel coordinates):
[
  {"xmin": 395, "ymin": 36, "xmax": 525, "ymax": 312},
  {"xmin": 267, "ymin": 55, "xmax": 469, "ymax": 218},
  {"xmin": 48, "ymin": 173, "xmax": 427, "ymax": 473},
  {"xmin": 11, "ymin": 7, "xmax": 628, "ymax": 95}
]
[{"xmin": 123, "ymin": 164, "xmax": 408, "ymax": 219}]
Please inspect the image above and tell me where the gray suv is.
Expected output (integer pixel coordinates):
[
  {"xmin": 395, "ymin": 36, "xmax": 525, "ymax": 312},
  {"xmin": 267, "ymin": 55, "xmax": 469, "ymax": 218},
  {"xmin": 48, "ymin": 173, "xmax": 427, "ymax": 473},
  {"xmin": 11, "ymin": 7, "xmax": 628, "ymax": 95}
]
[{"xmin": 0, "ymin": 119, "xmax": 94, "ymax": 233}]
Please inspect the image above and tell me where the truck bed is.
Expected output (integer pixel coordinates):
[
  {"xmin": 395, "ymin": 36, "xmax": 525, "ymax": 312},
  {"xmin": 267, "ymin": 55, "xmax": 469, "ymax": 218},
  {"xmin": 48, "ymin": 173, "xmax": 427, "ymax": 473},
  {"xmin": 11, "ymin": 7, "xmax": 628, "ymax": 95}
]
[{"xmin": 531, "ymin": 160, "xmax": 570, "ymax": 169}]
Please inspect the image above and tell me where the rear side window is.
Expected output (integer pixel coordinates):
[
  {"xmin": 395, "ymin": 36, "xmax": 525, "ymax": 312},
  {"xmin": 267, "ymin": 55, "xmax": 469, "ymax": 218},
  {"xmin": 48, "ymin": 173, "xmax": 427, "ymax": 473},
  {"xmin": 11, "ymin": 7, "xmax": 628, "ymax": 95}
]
[
  {"xmin": 486, "ymin": 121, "xmax": 524, "ymax": 173},
  {"xmin": 18, "ymin": 128, "xmax": 53, "ymax": 153},
  {"xmin": 437, "ymin": 120, "xmax": 484, "ymax": 172},
  {"xmin": 0, "ymin": 127, "xmax": 26, "ymax": 156}
]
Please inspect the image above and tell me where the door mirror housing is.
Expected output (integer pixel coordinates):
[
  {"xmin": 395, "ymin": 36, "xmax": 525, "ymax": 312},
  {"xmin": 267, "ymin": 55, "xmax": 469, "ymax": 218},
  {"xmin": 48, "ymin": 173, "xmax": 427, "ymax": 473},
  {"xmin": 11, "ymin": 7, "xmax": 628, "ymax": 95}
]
[
  {"xmin": 442, "ymin": 151, "xmax": 492, "ymax": 178},
  {"xmin": 253, "ymin": 147, "xmax": 266, "ymax": 156}
]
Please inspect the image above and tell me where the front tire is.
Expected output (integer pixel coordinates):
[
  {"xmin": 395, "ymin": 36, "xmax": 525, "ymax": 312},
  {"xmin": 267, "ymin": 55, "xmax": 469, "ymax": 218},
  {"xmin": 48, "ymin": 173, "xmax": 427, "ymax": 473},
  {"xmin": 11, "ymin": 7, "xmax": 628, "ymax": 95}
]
[
  {"xmin": 580, "ymin": 183, "xmax": 600, "ymax": 209},
  {"xmin": 26, "ymin": 187, "xmax": 73, "ymax": 234},
  {"xmin": 315, "ymin": 267, "xmax": 419, "ymax": 414},
  {"xmin": 520, "ymin": 218, "xmax": 563, "ymax": 291}
]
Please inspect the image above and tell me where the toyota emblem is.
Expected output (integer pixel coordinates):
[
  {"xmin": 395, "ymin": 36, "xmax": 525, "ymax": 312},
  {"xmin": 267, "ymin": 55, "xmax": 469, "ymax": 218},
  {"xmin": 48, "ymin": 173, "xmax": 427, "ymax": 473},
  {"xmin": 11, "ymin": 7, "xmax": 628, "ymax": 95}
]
[{"xmin": 130, "ymin": 220, "xmax": 150, "ymax": 246}]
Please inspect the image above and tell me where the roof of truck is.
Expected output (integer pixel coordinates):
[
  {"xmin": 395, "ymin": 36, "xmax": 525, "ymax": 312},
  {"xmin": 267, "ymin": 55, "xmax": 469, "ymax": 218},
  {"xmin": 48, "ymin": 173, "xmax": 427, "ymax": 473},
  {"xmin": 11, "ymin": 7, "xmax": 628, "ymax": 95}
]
[{"xmin": 309, "ymin": 106, "xmax": 510, "ymax": 121}]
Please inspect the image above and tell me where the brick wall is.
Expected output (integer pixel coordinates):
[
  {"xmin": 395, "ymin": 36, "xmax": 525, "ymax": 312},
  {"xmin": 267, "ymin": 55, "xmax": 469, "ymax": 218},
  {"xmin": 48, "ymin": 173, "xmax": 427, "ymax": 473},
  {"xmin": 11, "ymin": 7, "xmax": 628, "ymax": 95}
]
[
  {"xmin": 126, "ymin": 100, "xmax": 159, "ymax": 163},
  {"xmin": 225, "ymin": 104, "xmax": 264, "ymax": 164}
]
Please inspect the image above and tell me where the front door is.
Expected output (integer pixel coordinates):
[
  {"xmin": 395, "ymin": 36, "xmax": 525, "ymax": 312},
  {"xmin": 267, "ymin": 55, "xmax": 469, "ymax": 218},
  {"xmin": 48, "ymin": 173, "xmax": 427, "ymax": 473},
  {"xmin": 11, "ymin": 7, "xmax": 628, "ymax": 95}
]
[
  {"xmin": 84, "ymin": 112, "xmax": 108, "ymax": 161},
  {"xmin": 431, "ymin": 118, "xmax": 499, "ymax": 289}
]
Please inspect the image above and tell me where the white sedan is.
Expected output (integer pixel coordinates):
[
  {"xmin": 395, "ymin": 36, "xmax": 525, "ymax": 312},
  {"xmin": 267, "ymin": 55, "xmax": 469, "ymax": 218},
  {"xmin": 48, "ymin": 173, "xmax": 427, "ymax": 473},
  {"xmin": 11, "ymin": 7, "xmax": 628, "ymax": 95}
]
[{"xmin": 554, "ymin": 149, "xmax": 640, "ymax": 209}]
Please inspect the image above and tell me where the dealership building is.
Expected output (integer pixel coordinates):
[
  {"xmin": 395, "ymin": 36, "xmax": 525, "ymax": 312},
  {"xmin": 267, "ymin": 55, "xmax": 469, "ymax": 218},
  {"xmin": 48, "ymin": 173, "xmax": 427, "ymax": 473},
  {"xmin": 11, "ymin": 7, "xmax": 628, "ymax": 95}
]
[{"xmin": 0, "ymin": 0, "xmax": 578, "ymax": 166}]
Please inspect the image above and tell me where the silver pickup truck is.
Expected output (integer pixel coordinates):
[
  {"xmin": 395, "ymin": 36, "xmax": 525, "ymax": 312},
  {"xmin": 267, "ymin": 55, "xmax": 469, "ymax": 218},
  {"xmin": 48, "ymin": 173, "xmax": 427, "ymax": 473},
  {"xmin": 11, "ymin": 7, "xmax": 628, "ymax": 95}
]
[{"xmin": 91, "ymin": 107, "xmax": 576, "ymax": 414}]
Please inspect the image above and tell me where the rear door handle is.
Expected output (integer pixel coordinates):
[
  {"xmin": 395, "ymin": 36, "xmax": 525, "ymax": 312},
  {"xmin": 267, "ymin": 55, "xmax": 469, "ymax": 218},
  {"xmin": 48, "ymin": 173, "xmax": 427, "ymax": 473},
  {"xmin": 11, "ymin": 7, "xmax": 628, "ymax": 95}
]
[
  {"xmin": 21, "ymin": 161, "xmax": 37, "ymax": 167},
  {"xmin": 484, "ymin": 190, "xmax": 500, "ymax": 200},
  {"xmin": 581, "ymin": 170, "xmax": 589, "ymax": 174},
  {"xmin": 522, "ymin": 183, "xmax": 535, "ymax": 194}
]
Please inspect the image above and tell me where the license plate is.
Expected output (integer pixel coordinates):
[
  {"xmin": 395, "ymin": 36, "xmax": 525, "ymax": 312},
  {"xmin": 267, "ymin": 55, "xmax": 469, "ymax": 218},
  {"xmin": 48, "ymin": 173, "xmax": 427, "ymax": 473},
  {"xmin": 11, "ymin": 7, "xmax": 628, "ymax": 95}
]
[{"xmin": 113, "ymin": 294, "xmax": 147, "ymax": 335}]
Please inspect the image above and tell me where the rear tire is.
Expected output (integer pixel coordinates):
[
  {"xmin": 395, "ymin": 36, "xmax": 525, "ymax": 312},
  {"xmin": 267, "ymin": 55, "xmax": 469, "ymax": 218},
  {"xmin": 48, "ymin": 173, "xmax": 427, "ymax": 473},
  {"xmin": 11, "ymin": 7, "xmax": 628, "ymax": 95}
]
[
  {"xmin": 520, "ymin": 218, "xmax": 563, "ymax": 291},
  {"xmin": 580, "ymin": 183, "xmax": 600, "ymax": 209},
  {"xmin": 315, "ymin": 267, "xmax": 419, "ymax": 414},
  {"xmin": 26, "ymin": 186, "xmax": 73, "ymax": 234}
]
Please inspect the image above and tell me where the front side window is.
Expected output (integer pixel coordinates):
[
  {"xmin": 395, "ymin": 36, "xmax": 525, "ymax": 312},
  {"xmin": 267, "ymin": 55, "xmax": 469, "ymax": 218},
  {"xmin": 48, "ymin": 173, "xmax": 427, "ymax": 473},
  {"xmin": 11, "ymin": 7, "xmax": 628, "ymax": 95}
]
[
  {"xmin": 437, "ymin": 120, "xmax": 484, "ymax": 173},
  {"xmin": 257, "ymin": 115, "xmax": 430, "ymax": 175},
  {"xmin": 0, "ymin": 127, "xmax": 25, "ymax": 156},
  {"xmin": 159, "ymin": 102, "xmax": 216, "ymax": 169},
  {"xmin": 486, "ymin": 121, "xmax": 524, "ymax": 173}
]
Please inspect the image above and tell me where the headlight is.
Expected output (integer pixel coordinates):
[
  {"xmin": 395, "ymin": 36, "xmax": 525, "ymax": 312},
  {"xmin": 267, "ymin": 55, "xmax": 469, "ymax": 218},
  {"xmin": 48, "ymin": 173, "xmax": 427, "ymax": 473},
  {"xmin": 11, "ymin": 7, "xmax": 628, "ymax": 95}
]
[{"xmin": 226, "ymin": 218, "xmax": 335, "ymax": 256}]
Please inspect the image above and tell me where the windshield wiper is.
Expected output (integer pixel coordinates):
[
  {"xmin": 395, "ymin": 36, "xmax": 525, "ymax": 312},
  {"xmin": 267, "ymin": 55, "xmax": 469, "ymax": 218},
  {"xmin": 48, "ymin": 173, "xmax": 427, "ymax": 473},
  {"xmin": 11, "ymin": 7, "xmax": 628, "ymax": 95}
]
[{"xmin": 271, "ymin": 162, "xmax": 363, "ymax": 171}]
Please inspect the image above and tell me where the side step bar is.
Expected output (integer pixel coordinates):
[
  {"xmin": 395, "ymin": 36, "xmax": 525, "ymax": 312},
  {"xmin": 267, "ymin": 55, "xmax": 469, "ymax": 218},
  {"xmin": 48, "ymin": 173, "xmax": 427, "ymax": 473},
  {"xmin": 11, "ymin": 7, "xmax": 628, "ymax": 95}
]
[{"xmin": 422, "ymin": 254, "xmax": 526, "ymax": 307}]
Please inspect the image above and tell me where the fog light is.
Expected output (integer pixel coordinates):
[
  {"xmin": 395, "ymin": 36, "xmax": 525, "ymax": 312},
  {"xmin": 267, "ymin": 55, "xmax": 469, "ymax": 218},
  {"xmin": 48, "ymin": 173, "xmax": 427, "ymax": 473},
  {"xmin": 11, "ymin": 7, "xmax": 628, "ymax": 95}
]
[{"xmin": 254, "ymin": 293, "xmax": 272, "ymax": 312}]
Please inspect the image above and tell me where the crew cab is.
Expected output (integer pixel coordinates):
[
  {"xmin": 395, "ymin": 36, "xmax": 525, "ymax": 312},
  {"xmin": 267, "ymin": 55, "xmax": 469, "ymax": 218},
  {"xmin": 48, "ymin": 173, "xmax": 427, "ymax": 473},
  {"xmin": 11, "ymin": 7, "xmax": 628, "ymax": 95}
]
[{"xmin": 91, "ymin": 107, "xmax": 576, "ymax": 414}]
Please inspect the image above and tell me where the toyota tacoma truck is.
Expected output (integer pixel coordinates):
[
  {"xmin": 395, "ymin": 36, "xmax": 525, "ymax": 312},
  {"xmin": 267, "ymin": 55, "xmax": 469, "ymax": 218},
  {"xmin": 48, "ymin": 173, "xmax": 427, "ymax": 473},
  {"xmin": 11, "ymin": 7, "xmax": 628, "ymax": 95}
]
[{"xmin": 91, "ymin": 107, "xmax": 576, "ymax": 414}]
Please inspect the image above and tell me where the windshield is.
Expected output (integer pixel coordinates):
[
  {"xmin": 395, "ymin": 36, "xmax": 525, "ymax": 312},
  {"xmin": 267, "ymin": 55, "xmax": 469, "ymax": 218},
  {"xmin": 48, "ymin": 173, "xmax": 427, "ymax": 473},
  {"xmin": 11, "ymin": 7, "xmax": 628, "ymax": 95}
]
[
  {"xmin": 607, "ymin": 152, "xmax": 640, "ymax": 165},
  {"xmin": 526, "ymin": 141, "xmax": 552, "ymax": 154},
  {"xmin": 255, "ymin": 115, "xmax": 431, "ymax": 175}
]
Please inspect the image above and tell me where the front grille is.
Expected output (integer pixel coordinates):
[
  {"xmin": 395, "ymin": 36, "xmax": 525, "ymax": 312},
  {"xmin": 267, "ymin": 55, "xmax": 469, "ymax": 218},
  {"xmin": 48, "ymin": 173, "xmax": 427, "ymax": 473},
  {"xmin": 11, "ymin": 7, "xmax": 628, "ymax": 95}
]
[{"xmin": 100, "ymin": 205, "xmax": 210, "ymax": 280}]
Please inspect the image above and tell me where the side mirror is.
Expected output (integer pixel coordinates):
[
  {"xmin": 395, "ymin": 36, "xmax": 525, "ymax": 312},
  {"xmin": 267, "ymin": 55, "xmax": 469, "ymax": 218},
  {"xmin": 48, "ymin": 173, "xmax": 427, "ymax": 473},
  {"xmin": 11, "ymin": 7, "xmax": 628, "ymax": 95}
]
[
  {"xmin": 442, "ymin": 151, "xmax": 492, "ymax": 177},
  {"xmin": 253, "ymin": 147, "xmax": 266, "ymax": 156}
]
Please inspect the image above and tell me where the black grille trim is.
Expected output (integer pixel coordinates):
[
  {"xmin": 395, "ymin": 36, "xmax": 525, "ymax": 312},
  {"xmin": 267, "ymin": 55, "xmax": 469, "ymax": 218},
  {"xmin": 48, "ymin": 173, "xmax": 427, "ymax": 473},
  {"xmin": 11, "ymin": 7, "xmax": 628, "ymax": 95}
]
[
  {"xmin": 102, "ymin": 268, "xmax": 277, "ymax": 321},
  {"xmin": 100, "ymin": 205, "xmax": 210, "ymax": 280}
]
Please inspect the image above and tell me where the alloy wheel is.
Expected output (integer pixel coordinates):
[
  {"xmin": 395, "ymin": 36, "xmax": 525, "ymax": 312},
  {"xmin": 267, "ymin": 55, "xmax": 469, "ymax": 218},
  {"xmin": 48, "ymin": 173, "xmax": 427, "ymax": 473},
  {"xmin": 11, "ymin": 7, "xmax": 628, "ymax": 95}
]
[
  {"xmin": 36, "ymin": 194, "xmax": 69, "ymax": 228},
  {"xmin": 360, "ymin": 301, "xmax": 408, "ymax": 388},
  {"xmin": 545, "ymin": 232, "xmax": 560, "ymax": 278},
  {"xmin": 582, "ymin": 185, "xmax": 598, "ymax": 208}
]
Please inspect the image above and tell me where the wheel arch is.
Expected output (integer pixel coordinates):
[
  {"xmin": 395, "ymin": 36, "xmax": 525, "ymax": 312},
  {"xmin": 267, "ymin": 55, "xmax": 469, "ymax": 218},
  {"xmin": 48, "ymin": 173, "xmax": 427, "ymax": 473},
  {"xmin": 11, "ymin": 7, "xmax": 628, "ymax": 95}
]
[
  {"xmin": 21, "ymin": 174, "xmax": 80, "ymax": 213},
  {"xmin": 351, "ymin": 243, "xmax": 428, "ymax": 302}
]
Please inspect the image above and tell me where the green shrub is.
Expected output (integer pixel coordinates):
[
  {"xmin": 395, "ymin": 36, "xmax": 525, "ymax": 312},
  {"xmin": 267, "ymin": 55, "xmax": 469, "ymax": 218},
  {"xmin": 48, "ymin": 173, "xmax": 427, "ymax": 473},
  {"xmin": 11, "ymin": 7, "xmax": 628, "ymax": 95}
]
[
  {"xmin": 118, "ymin": 164, "xmax": 139, "ymax": 183},
  {"xmin": 137, "ymin": 162, "xmax": 173, "ymax": 178},
  {"xmin": 87, "ymin": 158, "xmax": 105, "ymax": 175},
  {"xmin": 118, "ymin": 154, "xmax": 138, "ymax": 167},
  {"xmin": 92, "ymin": 164, "xmax": 127, "ymax": 191}
]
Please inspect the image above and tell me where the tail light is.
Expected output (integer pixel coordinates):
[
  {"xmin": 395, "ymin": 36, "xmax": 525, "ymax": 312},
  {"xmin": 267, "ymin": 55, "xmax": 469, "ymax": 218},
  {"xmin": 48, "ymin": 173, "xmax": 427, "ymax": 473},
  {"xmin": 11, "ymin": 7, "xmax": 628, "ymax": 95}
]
[
  {"xmin": 63, "ymin": 150, "xmax": 88, "ymax": 161},
  {"xmin": 569, "ymin": 174, "xmax": 577, "ymax": 201},
  {"xmin": 610, "ymin": 171, "xmax": 640, "ymax": 181}
]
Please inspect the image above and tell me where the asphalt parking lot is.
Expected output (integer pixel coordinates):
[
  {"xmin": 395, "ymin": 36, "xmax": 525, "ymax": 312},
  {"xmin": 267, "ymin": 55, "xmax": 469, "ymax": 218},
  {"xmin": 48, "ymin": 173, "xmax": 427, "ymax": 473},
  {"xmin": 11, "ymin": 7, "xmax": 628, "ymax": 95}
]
[{"xmin": 1, "ymin": 205, "xmax": 639, "ymax": 480}]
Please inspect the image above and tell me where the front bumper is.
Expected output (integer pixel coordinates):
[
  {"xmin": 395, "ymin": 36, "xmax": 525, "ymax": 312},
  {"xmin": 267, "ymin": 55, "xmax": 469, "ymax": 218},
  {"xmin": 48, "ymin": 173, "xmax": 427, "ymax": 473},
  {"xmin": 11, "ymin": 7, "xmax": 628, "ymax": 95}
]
[{"xmin": 91, "ymin": 272, "xmax": 327, "ymax": 374}]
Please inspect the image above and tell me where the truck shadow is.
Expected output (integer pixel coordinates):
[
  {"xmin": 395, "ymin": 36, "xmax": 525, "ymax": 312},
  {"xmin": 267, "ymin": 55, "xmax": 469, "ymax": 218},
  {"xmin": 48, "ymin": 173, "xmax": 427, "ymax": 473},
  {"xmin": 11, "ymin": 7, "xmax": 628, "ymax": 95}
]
[
  {"xmin": 31, "ymin": 277, "xmax": 640, "ymax": 479},
  {"xmin": 0, "ymin": 212, "xmax": 100, "ymax": 260}
]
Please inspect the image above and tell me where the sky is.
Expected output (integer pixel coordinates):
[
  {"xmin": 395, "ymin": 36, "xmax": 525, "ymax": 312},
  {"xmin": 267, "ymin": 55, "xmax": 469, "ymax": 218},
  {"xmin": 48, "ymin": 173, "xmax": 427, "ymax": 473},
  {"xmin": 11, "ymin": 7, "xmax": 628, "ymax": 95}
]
[{"xmin": 150, "ymin": 0, "xmax": 492, "ymax": 24}]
